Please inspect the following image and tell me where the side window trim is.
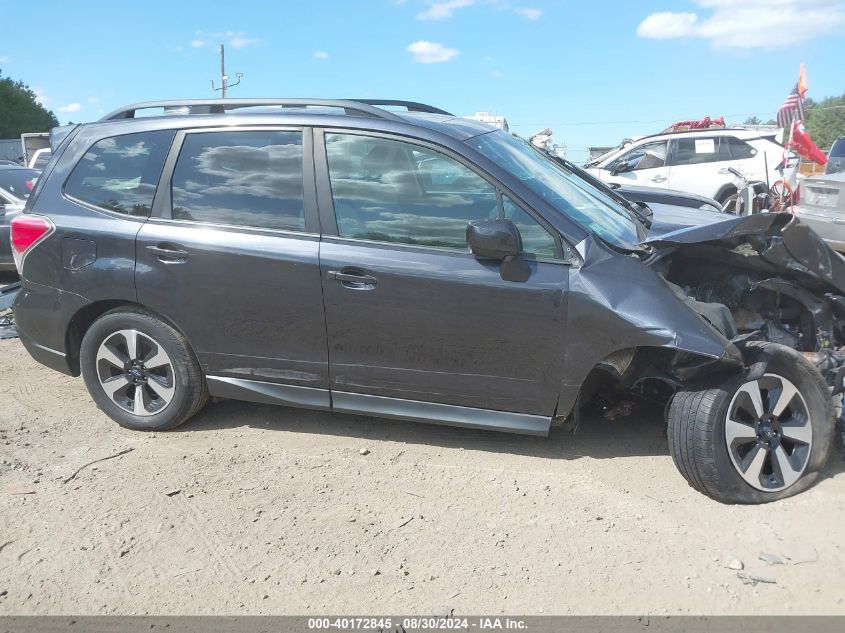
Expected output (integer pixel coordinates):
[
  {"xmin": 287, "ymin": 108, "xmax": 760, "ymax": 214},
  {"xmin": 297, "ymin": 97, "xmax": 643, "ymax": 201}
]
[
  {"xmin": 151, "ymin": 125, "xmax": 320, "ymax": 235},
  {"xmin": 314, "ymin": 127, "xmax": 569, "ymax": 261}
]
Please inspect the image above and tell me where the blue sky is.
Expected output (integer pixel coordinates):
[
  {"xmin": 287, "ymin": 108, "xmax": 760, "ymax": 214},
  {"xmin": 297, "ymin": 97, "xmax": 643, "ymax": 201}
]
[{"xmin": 1, "ymin": 0, "xmax": 843, "ymax": 161}]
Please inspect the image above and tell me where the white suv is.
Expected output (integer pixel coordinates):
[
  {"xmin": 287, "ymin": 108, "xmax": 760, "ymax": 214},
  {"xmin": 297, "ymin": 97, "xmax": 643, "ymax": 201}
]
[{"xmin": 585, "ymin": 129, "xmax": 794, "ymax": 209}]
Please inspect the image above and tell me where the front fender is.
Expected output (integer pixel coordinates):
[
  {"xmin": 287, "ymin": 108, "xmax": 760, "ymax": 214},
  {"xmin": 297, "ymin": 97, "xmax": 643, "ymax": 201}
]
[{"xmin": 556, "ymin": 237, "xmax": 740, "ymax": 417}]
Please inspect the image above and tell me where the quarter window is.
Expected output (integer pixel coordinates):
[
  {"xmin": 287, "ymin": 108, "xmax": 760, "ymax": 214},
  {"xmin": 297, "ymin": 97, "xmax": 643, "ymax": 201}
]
[
  {"xmin": 325, "ymin": 134, "xmax": 498, "ymax": 250},
  {"xmin": 171, "ymin": 130, "xmax": 305, "ymax": 231},
  {"xmin": 65, "ymin": 130, "xmax": 174, "ymax": 216}
]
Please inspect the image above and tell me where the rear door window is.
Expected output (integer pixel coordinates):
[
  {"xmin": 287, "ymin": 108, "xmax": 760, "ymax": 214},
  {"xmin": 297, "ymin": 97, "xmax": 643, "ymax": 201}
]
[
  {"xmin": 170, "ymin": 130, "xmax": 305, "ymax": 231},
  {"xmin": 65, "ymin": 130, "xmax": 174, "ymax": 216}
]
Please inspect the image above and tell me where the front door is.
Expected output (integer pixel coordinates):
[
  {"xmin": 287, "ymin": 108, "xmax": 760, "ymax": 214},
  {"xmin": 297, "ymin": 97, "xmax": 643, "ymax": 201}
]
[
  {"xmin": 316, "ymin": 131, "xmax": 570, "ymax": 416},
  {"xmin": 136, "ymin": 127, "xmax": 329, "ymax": 393}
]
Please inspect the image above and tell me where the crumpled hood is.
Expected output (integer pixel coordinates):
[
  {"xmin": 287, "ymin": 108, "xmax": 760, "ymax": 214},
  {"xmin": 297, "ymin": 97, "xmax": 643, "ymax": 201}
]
[
  {"xmin": 645, "ymin": 212, "xmax": 845, "ymax": 296},
  {"xmin": 646, "ymin": 202, "xmax": 729, "ymax": 235}
]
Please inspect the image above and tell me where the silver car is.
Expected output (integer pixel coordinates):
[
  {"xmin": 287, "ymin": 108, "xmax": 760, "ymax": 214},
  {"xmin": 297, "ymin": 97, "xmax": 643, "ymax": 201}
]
[
  {"xmin": 0, "ymin": 166, "xmax": 41, "ymax": 271},
  {"xmin": 794, "ymin": 172, "xmax": 845, "ymax": 253}
]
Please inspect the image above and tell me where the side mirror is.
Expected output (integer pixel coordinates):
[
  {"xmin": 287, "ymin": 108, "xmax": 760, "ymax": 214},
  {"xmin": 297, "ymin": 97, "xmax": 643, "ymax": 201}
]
[
  {"xmin": 467, "ymin": 219, "xmax": 522, "ymax": 260},
  {"xmin": 610, "ymin": 160, "xmax": 630, "ymax": 176}
]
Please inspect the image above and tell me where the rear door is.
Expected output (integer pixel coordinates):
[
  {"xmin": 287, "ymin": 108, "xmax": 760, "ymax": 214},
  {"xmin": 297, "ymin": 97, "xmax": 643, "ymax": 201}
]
[
  {"xmin": 666, "ymin": 136, "xmax": 728, "ymax": 198},
  {"xmin": 315, "ymin": 130, "xmax": 570, "ymax": 418},
  {"xmin": 135, "ymin": 126, "xmax": 330, "ymax": 396}
]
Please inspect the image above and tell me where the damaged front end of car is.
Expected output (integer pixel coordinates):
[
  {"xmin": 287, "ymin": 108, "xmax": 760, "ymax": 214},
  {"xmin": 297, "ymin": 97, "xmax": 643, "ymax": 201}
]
[
  {"xmin": 646, "ymin": 213, "xmax": 845, "ymax": 395},
  {"xmin": 558, "ymin": 213, "xmax": 845, "ymax": 438}
]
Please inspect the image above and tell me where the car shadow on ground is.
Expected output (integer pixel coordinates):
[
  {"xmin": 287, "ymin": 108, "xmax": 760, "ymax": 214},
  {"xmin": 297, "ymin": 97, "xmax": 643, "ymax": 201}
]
[{"xmin": 174, "ymin": 398, "xmax": 671, "ymax": 461}]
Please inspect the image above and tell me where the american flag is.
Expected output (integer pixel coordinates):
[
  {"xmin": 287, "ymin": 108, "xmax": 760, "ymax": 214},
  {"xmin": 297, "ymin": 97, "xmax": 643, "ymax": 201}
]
[{"xmin": 777, "ymin": 83, "xmax": 805, "ymax": 128}]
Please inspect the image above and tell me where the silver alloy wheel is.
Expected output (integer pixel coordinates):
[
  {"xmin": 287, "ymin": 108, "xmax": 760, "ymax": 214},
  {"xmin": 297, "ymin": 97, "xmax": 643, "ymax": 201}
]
[
  {"xmin": 95, "ymin": 329, "xmax": 176, "ymax": 417},
  {"xmin": 725, "ymin": 373, "xmax": 813, "ymax": 492}
]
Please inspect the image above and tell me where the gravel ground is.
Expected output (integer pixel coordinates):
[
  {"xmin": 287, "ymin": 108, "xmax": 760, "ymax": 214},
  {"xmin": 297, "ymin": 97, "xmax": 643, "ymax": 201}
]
[{"xmin": 1, "ymin": 336, "xmax": 844, "ymax": 615}]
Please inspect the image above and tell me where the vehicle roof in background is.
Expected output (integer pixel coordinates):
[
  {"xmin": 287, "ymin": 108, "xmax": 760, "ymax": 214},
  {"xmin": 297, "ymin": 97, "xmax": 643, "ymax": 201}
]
[{"xmin": 635, "ymin": 127, "xmax": 783, "ymax": 144}]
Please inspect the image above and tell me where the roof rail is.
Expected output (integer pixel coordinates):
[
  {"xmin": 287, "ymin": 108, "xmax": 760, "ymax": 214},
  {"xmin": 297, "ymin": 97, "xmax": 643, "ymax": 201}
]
[
  {"xmin": 99, "ymin": 98, "xmax": 452, "ymax": 122},
  {"xmin": 347, "ymin": 99, "xmax": 453, "ymax": 116}
]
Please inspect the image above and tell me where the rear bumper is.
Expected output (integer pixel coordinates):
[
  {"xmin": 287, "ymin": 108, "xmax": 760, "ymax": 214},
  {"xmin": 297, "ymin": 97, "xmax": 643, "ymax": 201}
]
[
  {"xmin": 14, "ymin": 280, "xmax": 87, "ymax": 377},
  {"xmin": 794, "ymin": 207, "xmax": 845, "ymax": 253},
  {"xmin": 0, "ymin": 221, "xmax": 13, "ymax": 270},
  {"xmin": 18, "ymin": 329, "xmax": 74, "ymax": 375}
]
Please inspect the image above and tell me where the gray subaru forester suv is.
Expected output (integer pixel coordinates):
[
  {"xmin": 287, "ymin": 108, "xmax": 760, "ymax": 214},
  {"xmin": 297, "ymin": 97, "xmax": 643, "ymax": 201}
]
[{"xmin": 11, "ymin": 98, "xmax": 845, "ymax": 503}]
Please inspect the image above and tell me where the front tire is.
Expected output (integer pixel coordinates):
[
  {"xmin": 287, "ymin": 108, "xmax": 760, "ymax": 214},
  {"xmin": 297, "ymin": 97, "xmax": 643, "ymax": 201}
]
[
  {"xmin": 80, "ymin": 308, "xmax": 209, "ymax": 431},
  {"xmin": 667, "ymin": 342, "xmax": 834, "ymax": 503}
]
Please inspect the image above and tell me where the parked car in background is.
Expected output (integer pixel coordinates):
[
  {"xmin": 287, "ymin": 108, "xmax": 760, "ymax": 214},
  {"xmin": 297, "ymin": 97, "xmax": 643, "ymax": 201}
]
[
  {"xmin": 0, "ymin": 166, "xmax": 40, "ymax": 271},
  {"xmin": 611, "ymin": 184, "xmax": 723, "ymax": 214},
  {"xmin": 794, "ymin": 172, "xmax": 845, "ymax": 252},
  {"xmin": 27, "ymin": 148, "xmax": 52, "ymax": 170},
  {"xmin": 585, "ymin": 129, "xmax": 796, "ymax": 209},
  {"xmin": 826, "ymin": 137, "xmax": 845, "ymax": 175}
]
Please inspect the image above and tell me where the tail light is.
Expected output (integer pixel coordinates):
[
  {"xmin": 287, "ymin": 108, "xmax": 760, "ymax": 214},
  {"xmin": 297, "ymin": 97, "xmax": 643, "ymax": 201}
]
[{"xmin": 10, "ymin": 215, "xmax": 54, "ymax": 273}]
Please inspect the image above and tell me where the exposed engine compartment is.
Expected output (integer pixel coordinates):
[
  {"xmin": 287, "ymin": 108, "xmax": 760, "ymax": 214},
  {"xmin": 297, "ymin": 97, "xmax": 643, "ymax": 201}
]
[{"xmin": 651, "ymin": 234, "xmax": 845, "ymax": 394}]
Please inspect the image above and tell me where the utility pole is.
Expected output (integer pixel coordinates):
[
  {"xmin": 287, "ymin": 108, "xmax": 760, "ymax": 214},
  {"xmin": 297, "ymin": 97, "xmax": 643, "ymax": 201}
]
[{"xmin": 211, "ymin": 44, "xmax": 242, "ymax": 98}]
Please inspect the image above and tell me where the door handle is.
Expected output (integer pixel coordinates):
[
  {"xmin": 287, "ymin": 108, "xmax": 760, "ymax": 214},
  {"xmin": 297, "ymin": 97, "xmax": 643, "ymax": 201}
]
[
  {"xmin": 327, "ymin": 269, "xmax": 377, "ymax": 289},
  {"xmin": 651, "ymin": 175, "xmax": 667, "ymax": 183},
  {"xmin": 147, "ymin": 245, "xmax": 188, "ymax": 262}
]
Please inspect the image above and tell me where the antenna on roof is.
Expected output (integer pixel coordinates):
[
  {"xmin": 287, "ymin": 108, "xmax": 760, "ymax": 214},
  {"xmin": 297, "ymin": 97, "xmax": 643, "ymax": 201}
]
[{"xmin": 210, "ymin": 44, "xmax": 243, "ymax": 98}]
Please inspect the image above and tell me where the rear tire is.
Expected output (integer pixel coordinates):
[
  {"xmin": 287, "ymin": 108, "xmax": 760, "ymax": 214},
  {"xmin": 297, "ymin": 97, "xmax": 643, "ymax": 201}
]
[
  {"xmin": 667, "ymin": 342, "xmax": 833, "ymax": 503},
  {"xmin": 80, "ymin": 307, "xmax": 209, "ymax": 431}
]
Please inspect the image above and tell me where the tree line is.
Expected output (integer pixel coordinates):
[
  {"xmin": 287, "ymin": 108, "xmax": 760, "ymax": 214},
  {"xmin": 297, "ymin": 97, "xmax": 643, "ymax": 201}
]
[{"xmin": 0, "ymin": 69, "xmax": 58, "ymax": 138}]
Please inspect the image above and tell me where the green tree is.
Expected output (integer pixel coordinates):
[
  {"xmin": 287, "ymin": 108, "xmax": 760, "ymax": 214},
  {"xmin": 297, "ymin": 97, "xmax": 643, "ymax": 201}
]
[
  {"xmin": 0, "ymin": 70, "xmax": 58, "ymax": 138},
  {"xmin": 744, "ymin": 116, "xmax": 762, "ymax": 125},
  {"xmin": 805, "ymin": 93, "xmax": 845, "ymax": 150}
]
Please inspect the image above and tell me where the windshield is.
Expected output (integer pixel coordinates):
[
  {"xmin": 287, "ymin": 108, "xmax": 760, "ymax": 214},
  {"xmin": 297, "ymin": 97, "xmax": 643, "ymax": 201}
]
[
  {"xmin": 468, "ymin": 130, "xmax": 645, "ymax": 249},
  {"xmin": 0, "ymin": 168, "xmax": 40, "ymax": 200}
]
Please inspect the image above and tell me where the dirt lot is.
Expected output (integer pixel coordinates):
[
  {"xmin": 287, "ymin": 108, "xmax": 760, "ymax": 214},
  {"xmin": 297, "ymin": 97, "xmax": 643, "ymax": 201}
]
[{"xmin": 1, "ymin": 336, "xmax": 845, "ymax": 616}]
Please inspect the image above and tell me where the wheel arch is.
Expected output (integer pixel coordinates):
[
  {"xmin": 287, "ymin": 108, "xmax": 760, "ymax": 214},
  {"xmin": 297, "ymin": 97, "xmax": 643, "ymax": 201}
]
[
  {"xmin": 554, "ymin": 345, "xmax": 744, "ymax": 422},
  {"xmin": 65, "ymin": 300, "xmax": 196, "ymax": 375}
]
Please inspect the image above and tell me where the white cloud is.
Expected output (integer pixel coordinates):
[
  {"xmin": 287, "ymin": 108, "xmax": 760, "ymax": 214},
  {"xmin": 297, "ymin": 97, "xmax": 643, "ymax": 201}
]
[
  {"xmin": 407, "ymin": 40, "xmax": 460, "ymax": 63},
  {"xmin": 491, "ymin": 69, "xmax": 503, "ymax": 79},
  {"xmin": 33, "ymin": 89, "xmax": 47, "ymax": 106},
  {"xmin": 228, "ymin": 34, "xmax": 259, "ymax": 49},
  {"xmin": 188, "ymin": 31, "xmax": 259, "ymax": 50},
  {"xmin": 313, "ymin": 50, "xmax": 329, "ymax": 60},
  {"xmin": 417, "ymin": 0, "xmax": 475, "ymax": 21},
  {"xmin": 87, "ymin": 96, "xmax": 98, "ymax": 103},
  {"xmin": 637, "ymin": 11, "xmax": 698, "ymax": 39},
  {"xmin": 637, "ymin": 0, "xmax": 845, "ymax": 48},
  {"xmin": 0, "ymin": 56, "xmax": 9, "ymax": 63},
  {"xmin": 515, "ymin": 7, "xmax": 542, "ymax": 20},
  {"xmin": 58, "ymin": 102, "xmax": 81, "ymax": 113}
]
